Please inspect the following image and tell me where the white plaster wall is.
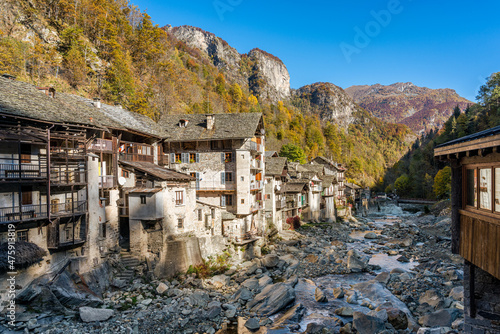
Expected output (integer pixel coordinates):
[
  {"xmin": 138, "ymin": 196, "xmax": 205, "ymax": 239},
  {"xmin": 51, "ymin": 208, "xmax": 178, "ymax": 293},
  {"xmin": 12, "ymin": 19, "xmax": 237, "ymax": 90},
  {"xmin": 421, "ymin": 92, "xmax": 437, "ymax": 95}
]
[{"xmin": 236, "ymin": 150, "xmax": 251, "ymax": 215}]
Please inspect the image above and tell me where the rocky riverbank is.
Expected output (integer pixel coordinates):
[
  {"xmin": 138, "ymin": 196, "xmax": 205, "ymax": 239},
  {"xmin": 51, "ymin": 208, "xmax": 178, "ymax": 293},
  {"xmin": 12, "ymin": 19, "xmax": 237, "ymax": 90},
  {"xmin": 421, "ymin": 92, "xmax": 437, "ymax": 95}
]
[{"xmin": 1, "ymin": 202, "xmax": 464, "ymax": 334}]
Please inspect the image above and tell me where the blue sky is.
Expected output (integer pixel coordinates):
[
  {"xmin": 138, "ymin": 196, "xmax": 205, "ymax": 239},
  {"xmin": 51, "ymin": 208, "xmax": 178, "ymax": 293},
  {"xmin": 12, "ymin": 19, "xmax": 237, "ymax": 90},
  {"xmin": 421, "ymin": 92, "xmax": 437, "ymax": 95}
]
[{"xmin": 131, "ymin": 0, "xmax": 500, "ymax": 101}]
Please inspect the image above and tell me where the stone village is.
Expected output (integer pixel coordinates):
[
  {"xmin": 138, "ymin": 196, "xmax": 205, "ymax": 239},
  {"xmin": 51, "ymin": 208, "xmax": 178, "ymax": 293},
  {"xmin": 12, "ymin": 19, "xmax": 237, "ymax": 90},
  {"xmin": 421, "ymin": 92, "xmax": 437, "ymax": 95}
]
[{"xmin": 0, "ymin": 74, "xmax": 357, "ymax": 297}]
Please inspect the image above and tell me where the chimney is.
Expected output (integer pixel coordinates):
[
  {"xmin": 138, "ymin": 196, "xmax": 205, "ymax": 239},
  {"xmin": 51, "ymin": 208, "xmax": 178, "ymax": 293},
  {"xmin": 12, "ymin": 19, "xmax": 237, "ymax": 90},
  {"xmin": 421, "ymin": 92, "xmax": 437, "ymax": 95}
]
[
  {"xmin": 93, "ymin": 97, "xmax": 101, "ymax": 109},
  {"xmin": 37, "ymin": 87, "xmax": 56, "ymax": 98},
  {"xmin": 206, "ymin": 114, "xmax": 215, "ymax": 130}
]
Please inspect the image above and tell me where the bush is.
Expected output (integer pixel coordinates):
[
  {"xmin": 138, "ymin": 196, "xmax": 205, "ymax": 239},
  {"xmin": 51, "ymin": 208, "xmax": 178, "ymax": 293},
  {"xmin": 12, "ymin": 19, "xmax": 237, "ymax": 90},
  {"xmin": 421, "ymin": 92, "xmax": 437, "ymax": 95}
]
[{"xmin": 286, "ymin": 216, "xmax": 301, "ymax": 230}]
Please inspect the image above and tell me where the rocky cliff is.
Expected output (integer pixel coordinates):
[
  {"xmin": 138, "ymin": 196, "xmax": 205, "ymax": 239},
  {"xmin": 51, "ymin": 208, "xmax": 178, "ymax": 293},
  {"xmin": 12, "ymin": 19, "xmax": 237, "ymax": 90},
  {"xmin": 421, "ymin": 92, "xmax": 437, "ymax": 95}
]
[
  {"xmin": 170, "ymin": 26, "xmax": 290, "ymax": 103},
  {"xmin": 247, "ymin": 48, "xmax": 290, "ymax": 102},
  {"xmin": 294, "ymin": 82, "xmax": 360, "ymax": 128},
  {"xmin": 345, "ymin": 83, "xmax": 471, "ymax": 134}
]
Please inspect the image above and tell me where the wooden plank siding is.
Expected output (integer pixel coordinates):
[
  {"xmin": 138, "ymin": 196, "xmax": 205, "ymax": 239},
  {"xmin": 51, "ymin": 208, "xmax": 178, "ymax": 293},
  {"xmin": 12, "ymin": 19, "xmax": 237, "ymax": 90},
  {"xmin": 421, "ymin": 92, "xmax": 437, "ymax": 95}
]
[{"xmin": 460, "ymin": 212, "xmax": 500, "ymax": 280}]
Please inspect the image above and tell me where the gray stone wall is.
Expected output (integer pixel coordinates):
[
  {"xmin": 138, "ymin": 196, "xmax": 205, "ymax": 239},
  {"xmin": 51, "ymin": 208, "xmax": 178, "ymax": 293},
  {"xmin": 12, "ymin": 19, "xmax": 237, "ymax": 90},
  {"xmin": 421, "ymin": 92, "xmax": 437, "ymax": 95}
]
[{"xmin": 464, "ymin": 261, "xmax": 500, "ymax": 334}]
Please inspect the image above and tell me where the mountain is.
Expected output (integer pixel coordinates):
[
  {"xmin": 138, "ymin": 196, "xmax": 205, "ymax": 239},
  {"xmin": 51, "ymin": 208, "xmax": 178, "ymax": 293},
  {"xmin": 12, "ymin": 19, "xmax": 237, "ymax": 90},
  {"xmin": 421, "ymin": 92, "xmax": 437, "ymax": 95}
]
[
  {"xmin": 293, "ymin": 82, "xmax": 358, "ymax": 128},
  {"xmin": 345, "ymin": 83, "xmax": 471, "ymax": 134},
  {"xmin": 0, "ymin": 0, "xmax": 412, "ymax": 186},
  {"xmin": 170, "ymin": 26, "xmax": 290, "ymax": 103}
]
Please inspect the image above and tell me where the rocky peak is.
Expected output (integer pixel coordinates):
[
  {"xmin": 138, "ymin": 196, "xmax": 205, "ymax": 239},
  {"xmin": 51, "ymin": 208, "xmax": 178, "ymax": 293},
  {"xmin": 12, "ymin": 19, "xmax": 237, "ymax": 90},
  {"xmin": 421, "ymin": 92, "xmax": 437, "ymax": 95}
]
[
  {"xmin": 247, "ymin": 48, "xmax": 290, "ymax": 103},
  {"xmin": 345, "ymin": 83, "xmax": 471, "ymax": 134},
  {"xmin": 294, "ymin": 82, "xmax": 359, "ymax": 128},
  {"xmin": 169, "ymin": 25, "xmax": 241, "ymax": 75}
]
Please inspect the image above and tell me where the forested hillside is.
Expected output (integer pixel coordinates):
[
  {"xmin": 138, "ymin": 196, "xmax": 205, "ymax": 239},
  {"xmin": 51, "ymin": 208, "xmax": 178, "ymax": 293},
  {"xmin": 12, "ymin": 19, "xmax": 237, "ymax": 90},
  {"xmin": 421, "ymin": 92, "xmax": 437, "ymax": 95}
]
[
  {"xmin": 0, "ymin": 0, "xmax": 412, "ymax": 186},
  {"xmin": 380, "ymin": 73, "xmax": 500, "ymax": 199}
]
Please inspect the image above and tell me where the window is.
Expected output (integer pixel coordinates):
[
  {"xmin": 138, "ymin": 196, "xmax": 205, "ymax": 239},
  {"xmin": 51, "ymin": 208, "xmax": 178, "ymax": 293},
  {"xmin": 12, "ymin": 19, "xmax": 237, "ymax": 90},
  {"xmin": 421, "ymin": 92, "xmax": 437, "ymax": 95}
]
[
  {"xmin": 241, "ymin": 176, "xmax": 244, "ymax": 181},
  {"xmin": 175, "ymin": 191, "xmax": 184, "ymax": 205},
  {"xmin": 225, "ymin": 172, "xmax": 233, "ymax": 183},
  {"xmin": 211, "ymin": 208, "xmax": 215, "ymax": 217},
  {"xmin": 221, "ymin": 195, "xmax": 232, "ymax": 207},
  {"xmin": 496, "ymin": 169, "xmax": 500, "ymax": 212},
  {"xmin": 122, "ymin": 170, "xmax": 130, "ymax": 178},
  {"xmin": 241, "ymin": 199, "xmax": 245, "ymax": 204},
  {"xmin": 17, "ymin": 230, "xmax": 28, "ymax": 242},
  {"xmin": 20, "ymin": 144, "xmax": 31, "ymax": 163},
  {"xmin": 99, "ymin": 222, "xmax": 107, "ymax": 238},
  {"xmin": 177, "ymin": 218, "xmax": 183, "ymax": 229},
  {"xmin": 211, "ymin": 140, "xmax": 221, "ymax": 150},
  {"xmin": 21, "ymin": 186, "xmax": 32, "ymax": 205},
  {"xmin": 190, "ymin": 153, "xmax": 196, "ymax": 163},
  {"xmin": 175, "ymin": 153, "xmax": 181, "ymax": 163},
  {"xmin": 198, "ymin": 209, "xmax": 203, "ymax": 221},
  {"xmin": 480, "ymin": 168, "xmax": 492, "ymax": 210},
  {"xmin": 140, "ymin": 195, "xmax": 147, "ymax": 204},
  {"xmin": 225, "ymin": 152, "xmax": 233, "ymax": 163}
]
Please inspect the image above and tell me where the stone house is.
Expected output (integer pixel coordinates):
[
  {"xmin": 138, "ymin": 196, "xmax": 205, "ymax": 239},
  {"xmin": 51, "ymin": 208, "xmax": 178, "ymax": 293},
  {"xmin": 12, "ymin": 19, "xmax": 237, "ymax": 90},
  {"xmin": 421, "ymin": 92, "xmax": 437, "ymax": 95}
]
[
  {"xmin": 159, "ymin": 113, "xmax": 266, "ymax": 240},
  {"xmin": 312, "ymin": 156, "xmax": 347, "ymax": 203},
  {"xmin": 281, "ymin": 182, "xmax": 309, "ymax": 225},
  {"xmin": 320, "ymin": 175, "xmax": 337, "ymax": 222},
  {"xmin": 435, "ymin": 126, "xmax": 500, "ymax": 333},
  {"xmin": 264, "ymin": 156, "xmax": 288, "ymax": 232}
]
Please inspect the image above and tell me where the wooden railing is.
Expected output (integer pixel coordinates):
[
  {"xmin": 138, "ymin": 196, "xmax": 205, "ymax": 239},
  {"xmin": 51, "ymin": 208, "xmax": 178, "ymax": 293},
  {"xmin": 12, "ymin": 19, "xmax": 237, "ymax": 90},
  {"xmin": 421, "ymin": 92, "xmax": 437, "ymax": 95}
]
[
  {"xmin": 0, "ymin": 200, "xmax": 87, "ymax": 223},
  {"xmin": 87, "ymin": 138, "xmax": 113, "ymax": 152},
  {"xmin": 0, "ymin": 163, "xmax": 47, "ymax": 179}
]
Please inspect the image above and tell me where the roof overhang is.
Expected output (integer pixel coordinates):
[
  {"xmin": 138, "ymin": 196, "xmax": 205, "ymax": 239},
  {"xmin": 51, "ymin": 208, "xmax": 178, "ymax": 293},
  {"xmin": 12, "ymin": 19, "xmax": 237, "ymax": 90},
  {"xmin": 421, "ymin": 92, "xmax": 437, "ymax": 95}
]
[{"xmin": 434, "ymin": 133, "xmax": 500, "ymax": 160}]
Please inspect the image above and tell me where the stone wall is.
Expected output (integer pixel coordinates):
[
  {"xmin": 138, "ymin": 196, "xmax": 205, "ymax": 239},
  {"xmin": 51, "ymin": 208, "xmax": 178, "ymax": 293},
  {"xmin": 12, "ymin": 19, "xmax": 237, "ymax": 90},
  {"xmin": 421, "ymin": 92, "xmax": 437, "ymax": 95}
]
[{"xmin": 464, "ymin": 261, "xmax": 500, "ymax": 333}]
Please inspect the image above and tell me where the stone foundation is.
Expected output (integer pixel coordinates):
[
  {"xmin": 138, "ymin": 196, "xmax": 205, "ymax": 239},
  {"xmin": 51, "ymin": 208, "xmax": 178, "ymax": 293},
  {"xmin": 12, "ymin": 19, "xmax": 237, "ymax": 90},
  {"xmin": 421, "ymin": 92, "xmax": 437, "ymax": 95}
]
[{"xmin": 464, "ymin": 261, "xmax": 500, "ymax": 334}]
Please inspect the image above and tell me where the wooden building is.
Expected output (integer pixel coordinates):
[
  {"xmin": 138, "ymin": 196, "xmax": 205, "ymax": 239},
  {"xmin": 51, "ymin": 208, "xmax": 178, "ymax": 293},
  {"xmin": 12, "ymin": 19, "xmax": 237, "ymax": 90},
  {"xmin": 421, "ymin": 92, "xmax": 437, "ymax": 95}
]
[{"xmin": 435, "ymin": 125, "xmax": 500, "ymax": 333}]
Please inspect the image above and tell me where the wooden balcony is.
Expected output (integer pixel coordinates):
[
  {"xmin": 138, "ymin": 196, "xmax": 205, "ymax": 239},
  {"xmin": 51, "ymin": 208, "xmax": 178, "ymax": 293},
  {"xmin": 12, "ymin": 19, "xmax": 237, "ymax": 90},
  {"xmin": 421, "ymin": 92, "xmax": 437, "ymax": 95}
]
[
  {"xmin": 0, "ymin": 200, "xmax": 87, "ymax": 224},
  {"xmin": 0, "ymin": 163, "xmax": 47, "ymax": 180},
  {"xmin": 87, "ymin": 138, "xmax": 113, "ymax": 152},
  {"xmin": 47, "ymin": 217, "xmax": 86, "ymax": 250}
]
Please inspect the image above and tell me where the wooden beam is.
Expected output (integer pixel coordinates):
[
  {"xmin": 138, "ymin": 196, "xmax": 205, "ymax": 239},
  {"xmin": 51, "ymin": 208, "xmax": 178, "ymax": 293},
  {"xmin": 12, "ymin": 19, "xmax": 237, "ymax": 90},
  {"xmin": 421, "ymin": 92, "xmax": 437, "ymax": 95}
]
[{"xmin": 434, "ymin": 135, "xmax": 500, "ymax": 157}]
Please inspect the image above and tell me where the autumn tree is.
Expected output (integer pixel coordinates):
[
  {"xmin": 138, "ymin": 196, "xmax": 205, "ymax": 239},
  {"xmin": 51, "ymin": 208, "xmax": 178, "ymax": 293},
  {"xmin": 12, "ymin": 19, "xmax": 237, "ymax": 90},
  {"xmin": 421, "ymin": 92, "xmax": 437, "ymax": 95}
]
[
  {"xmin": 279, "ymin": 144, "xmax": 306, "ymax": 164},
  {"xmin": 433, "ymin": 166, "xmax": 451, "ymax": 199}
]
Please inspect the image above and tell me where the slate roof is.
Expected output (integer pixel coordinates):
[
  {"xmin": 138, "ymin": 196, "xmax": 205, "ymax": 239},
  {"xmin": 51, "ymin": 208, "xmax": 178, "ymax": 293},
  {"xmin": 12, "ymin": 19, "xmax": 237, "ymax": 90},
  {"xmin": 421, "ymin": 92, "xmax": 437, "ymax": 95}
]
[
  {"xmin": 119, "ymin": 161, "xmax": 195, "ymax": 181},
  {"xmin": 159, "ymin": 113, "xmax": 264, "ymax": 141},
  {"xmin": 345, "ymin": 182, "xmax": 361, "ymax": 189},
  {"xmin": 297, "ymin": 164, "xmax": 324, "ymax": 175},
  {"xmin": 320, "ymin": 175, "xmax": 337, "ymax": 188},
  {"xmin": 73, "ymin": 96, "xmax": 165, "ymax": 138},
  {"xmin": 264, "ymin": 151, "xmax": 278, "ymax": 157},
  {"xmin": 282, "ymin": 182, "xmax": 308, "ymax": 193},
  {"xmin": 265, "ymin": 157, "xmax": 287, "ymax": 176},
  {"xmin": 312, "ymin": 156, "xmax": 346, "ymax": 171},
  {"xmin": 435, "ymin": 125, "xmax": 500, "ymax": 149},
  {"xmin": 0, "ymin": 77, "xmax": 114, "ymax": 128}
]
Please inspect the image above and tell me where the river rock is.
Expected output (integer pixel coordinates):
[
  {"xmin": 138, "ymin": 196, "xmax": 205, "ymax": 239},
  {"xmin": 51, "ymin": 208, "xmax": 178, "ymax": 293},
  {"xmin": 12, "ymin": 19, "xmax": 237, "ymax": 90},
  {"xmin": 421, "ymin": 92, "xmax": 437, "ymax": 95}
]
[
  {"xmin": 419, "ymin": 290, "xmax": 444, "ymax": 309},
  {"xmin": 333, "ymin": 287, "xmax": 345, "ymax": 299},
  {"xmin": 232, "ymin": 287, "xmax": 253, "ymax": 302},
  {"xmin": 272, "ymin": 303, "xmax": 306, "ymax": 326},
  {"xmin": 79, "ymin": 307, "xmax": 114, "ymax": 322},
  {"xmin": 242, "ymin": 278, "xmax": 260, "ymax": 291},
  {"xmin": 374, "ymin": 272, "xmax": 391, "ymax": 285},
  {"xmin": 247, "ymin": 283, "xmax": 295, "ymax": 316},
  {"xmin": 449, "ymin": 286, "xmax": 464, "ymax": 302},
  {"xmin": 156, "ymin": 282, "xmax": 168, "ymax": 295},
  {"xmin": 314, "ymin": 288, "xmax": 327, "ymax": 302},
  {"xmin": 189, "ymin": 290, "xmax": 210, "ymax": 307},
  {"xmin": 206, "ymin": 275, "xmax": 230, "ymax": 288},
  {"xmin": 386, "ymin": 307, "xmax": 408, "ymax": 329},
  {"xmin": 352, "ymin": 311, "xmax": 386, "ymax": 334},
  {"xmin": 347, "ymin": 249, "xmax": 369, "ymax": 273},
  {"xmin": 261, "ymin": 254, "xmax": 279, "ymax": 268},
  {"xmin": 364, "ymin": 232, "xmax": 378, "ymax": 239},
  {"xmin": 335, "ymin": 306, "xmax": 354, "ymax": 317},
  {"xmin": 418, "ymin": 308, "xmax": 461, "ymax": 327},
  {"xmin": 397, "ymin": 255, "xmax": 410, "ymax": 263},
  {"xmin": 244, "ymin": 317, "xmax": 260, "ymax": 330},
  {"xmin": 340, "ymin": 323, "xmax": 353, "ymax": 334}
]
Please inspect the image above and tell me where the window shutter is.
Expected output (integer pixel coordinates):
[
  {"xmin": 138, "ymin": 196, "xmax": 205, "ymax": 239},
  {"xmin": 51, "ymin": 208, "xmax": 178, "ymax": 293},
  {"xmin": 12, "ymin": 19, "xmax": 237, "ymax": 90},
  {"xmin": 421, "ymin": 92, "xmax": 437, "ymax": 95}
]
[
  {"xmin": 221, "ymin": 195, "xmax": 226, "ymax": 207},
  {"xmin": 232, "ymin": 153, "xmax": 235, "ymax": 162},
  {"xmin": 170, "ymin": 153, "xmax": 175, "ymax": 163},
  {"xmin": 196, "ymin": 153, "xmax": 200, "ymax": 163},
  {"xmin": 196, "ymin": 172, "xmax": 200, "ymax": 190},
  {"xmin": 181, "ymin": 153, "xmax": 186, "ymax": 163},
  {"xmin": 221, "ymin": 152, "xmax": 225, "ymax": 163},
  {"xmin": 221, "ymin": 172, "xmax": 225, "ymax": 185}
]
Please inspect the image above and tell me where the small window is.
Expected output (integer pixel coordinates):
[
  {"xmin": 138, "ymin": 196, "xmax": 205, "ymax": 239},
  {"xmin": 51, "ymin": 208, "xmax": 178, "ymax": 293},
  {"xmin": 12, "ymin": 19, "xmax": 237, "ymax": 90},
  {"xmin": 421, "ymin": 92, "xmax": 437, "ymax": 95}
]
[
  {"xmin": 211, "ymin": 208, "xmax": 215, "ymax": 217},
  {"xmin": 466, "ymin": 169, "xmax": 477, "ymax": 207},
  {"xmin": 241, "ymin": 199, "xmax": 245, "ymax": 204},
  {"xmin": 241, "ymin": 176, "xmax": 244, "ymax": 181},
  {"xmin": 226, "ymin": 195, "xmax": 233, "ymax": 206},
  {"xmin": 140, "ymin": 195, "xmax": 147, "ymax": 204},
  {"xmin": 175, "ymin": 191, "xmax": 184, "ymax": 205},
  {"xmin": 175, "ymin": 153, "xmax": 181, "ymax": 163},
  {"xmin": 225, "ymin": 152, "xmax": 232, "ymax": 163},
  {"xmin": 17, "ymin": 230, "xmax": 28, "ymax": 242},
  {"xmin": 21, "ymin": 186, "xmax": 33, "ymax": 205},
  {"xmin": 99, "ymin": 222, "xmax": 107, "ymax": 238},
  {"xmin": 198, "ymin": 209, "xmax": 203, "ymax": 221},
  {"xmin": 177, "ymin": 218, "xmax": 184, "ymax": 229},
  {"xmin": 190, "ymin": 153, "xmax": 196, "ymax": 163},
  {"xmin": 225, "ymin": 172, "xmax": 233, "ymax": 183},
  {"xmin": 122, "ymin": 170, "xmax": 130, "ymax": 178},
  {"xmin": 480, "ymin": 168, "xmax": 492, "ymax": 210},
  {"xmin": 496, "ymin": 168, "xmax": 500, "ymax": 212}
]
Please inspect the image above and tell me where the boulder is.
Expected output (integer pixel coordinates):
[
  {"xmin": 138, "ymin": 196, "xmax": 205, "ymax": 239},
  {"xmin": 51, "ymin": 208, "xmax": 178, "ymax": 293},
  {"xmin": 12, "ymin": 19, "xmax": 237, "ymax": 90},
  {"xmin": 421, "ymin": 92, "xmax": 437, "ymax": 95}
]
[
  {"xmin": 272, "ymin": 303, "xmax": 306, "ymax": 326},
  {"xmin": 347, "ymin": 249, "xmax": 369, "ymax": 273},
  {"xmin": 418, "ymin": 308, "xmax": 461, "ymax": 327},
  {"xmin": 419, "ymin": 290, "xmax": 444, "ymax": 309},
  {"xmin": 206, "ymin": 275, "xmax": 230, "ymax": 288},
  {"xmin": 449, "ymin": 286, "xmax": 464, "ymax": 302},
  {"xmin": 352, "ymin": 311, "xmax": 386, "ymax": 334},
  {"xmin": 156, "ymin": 282, "xmax": 168, "ymax": 295},
  {"xmin": 241, "ymin": 278, "xmax": 260, "ymax": 291},
  {"xmin": 231, "ymin": 287, "xmax": 253, "ymax": 302},
  {"xmin": 261, "ymin": 254, "xmax": 279, "ymax": 268},
  {"xmin": 79, "ymin": 307, "xmax": 114, "ymax": 322},
  {"xmin": 245, "ymin": 317, "xmax": 260, "ymax": 330},
  {"xmin": 189, "ymin": 290, "xmax": 210, "ymax": 307},
  {"xmin": 335, "ymin": 306, "xmax": 354, "ymax": 317},
  {"xmin": 333, "ymin": 287, "xmax": 345, "ymax": 299},
  {"xmin": 364, "ymin": 232, "xmax": 378, "ymax": 239},
  {"xmin": 247, "ymin": 283, "xmax": 295, "ymax": 316},
  {"xmin": 386, "ymin": 307, "xmax": 408, "ymax": 329},
  {"xmin": 314, "ymin": 288, "xmax": 327, "ymax": 303},
  {"xmin": 374, "ymin": 272, "xmax": 391, "ymax": 285}
]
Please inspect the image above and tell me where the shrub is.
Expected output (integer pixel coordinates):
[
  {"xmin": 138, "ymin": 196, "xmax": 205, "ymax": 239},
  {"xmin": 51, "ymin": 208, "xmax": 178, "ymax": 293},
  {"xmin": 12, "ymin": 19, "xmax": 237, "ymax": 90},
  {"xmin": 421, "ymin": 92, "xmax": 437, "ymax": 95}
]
[{"xmin": 286, "ymin": 216, "xmax": 301, "ymax": 230}]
